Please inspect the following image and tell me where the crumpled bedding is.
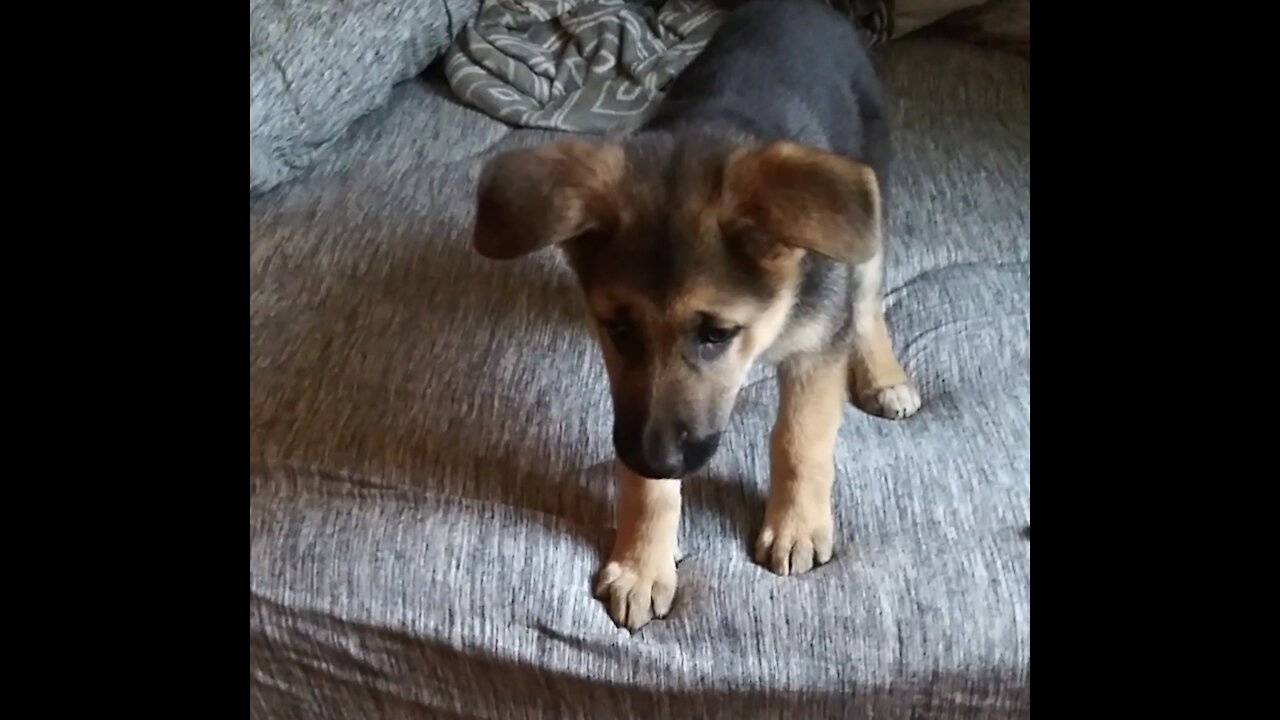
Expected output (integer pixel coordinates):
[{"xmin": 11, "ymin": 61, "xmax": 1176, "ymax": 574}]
[
  {"xmin": 442, "ymin": 0, "xmax": 987, "ymax": 132},
  {"xmin": 444, "ymin": 0, "xmax": 728, "ymax": 133},
  {"xmin": 246, "ymin": 0, "xmax": 997, "ymax": 193}
]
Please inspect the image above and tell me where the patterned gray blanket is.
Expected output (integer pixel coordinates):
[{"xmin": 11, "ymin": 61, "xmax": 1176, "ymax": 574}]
[{"xmin": 444, "ymin": 0, "xmax": 910, "ymax": 133}]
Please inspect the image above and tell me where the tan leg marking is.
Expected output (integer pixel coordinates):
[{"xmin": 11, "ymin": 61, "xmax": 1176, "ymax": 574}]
[
  {"xmin": 848, "ymin": 251, "xmax": 921, "ymax": 419},
  {"xmin": 594, "ymin": 463, "xmax": 681, "ymax": 631},
  {"xmin": 756, "ymin": 352, "xmax": 847, "ymax": 575}
]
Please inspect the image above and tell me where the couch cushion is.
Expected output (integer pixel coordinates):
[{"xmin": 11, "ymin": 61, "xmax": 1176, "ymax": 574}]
[
  {"xmin": 250, "ymin": 37, "xmax": 1030, "ymax": 719},
  {"xmin": 249, "ymin": 0, "xmax": 480, "ymax": 194}
]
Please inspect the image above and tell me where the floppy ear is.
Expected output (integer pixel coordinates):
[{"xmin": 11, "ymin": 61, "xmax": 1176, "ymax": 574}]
[
  {"xmin": 472, "ymin": 141, "xmax": 624, "ymax": 260},
  {"xmin": 722, "ymin": 141, "xmax": 882, "ymax": 265}
]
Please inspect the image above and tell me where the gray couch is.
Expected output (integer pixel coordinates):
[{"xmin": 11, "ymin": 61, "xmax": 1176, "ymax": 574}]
[{"xmin": 249, "ymin": 33, "xmax": 1030, "ymax": 719}]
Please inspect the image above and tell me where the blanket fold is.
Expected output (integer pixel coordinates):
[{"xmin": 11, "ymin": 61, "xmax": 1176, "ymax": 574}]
[{"xmin": 443, "ymin": 0, "xmax": 985, "ymax": 133}]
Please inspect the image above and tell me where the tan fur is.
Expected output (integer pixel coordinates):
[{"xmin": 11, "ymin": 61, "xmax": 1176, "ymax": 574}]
[
  {"xmin": 588, "ymin": 275, "xmax": 801, "ymax": 420},
  {"xmin": 723, "ymin": 141, "xmax": 882, "ymax": 265},
  {"xmin": 732, "ymin": 279, "xmax": 797, "ymax": 363},
  {"xmin": 594, "ymin": 464, "xmax": 682, "ymax": 631},
  {"xmin": 473, "ymin": 142, "xmax": 625, "ymax": 260},
  {"xmin": 760, "ymin": 305, "xmax": 836, "ymax": 365},
  {"xmin": 471, "ymin": 133, "xmax": 920, "ymax": 631},
  {"xmin": 670, "ymin": 278, "xmax": 798, "ymax": 360},
  {"xmin": 755, "ymin": 351, "xmax": 847, "ymax": 575},
  {"xmin": 847, "ymin": 251, "xmax": 921, "ymax": 419}
]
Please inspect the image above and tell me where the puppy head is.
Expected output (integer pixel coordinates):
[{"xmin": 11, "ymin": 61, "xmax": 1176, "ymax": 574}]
[{"xmin": 473, "ymin": 136, "xmax": 881, "ymax": 478}]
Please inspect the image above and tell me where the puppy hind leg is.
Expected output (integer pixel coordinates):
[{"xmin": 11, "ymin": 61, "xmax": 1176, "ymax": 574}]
[{"xmin": 847, "ymin": 250, "xmax": 920, "ymax": 419}]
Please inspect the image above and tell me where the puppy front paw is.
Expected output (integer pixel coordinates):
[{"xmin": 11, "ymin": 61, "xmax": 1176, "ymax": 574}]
[
  {"xmin": 594, "ymin": 554, "xmax": 677, "ymax": 632},
  {"xmin": 857, "ymin": 381, "xmax": 921, "ymax": 420},
  {"xmin": 754, "ymin": 502, "xmax": 834, "ymax": 576}
]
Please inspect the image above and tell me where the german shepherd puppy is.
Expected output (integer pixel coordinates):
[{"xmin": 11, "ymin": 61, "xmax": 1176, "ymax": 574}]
[{"xmin": 470, "ymin": 0, "xmax": 920, "ymax": 631}]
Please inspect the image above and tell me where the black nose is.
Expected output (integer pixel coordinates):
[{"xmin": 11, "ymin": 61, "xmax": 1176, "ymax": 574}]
[
  {"xmin": 681, "ymin": 433, "xmax": 720, "ymax": 473},
  {"xmin": 631, "ymin": 422, "xmax": 721, "ymax": 478}
]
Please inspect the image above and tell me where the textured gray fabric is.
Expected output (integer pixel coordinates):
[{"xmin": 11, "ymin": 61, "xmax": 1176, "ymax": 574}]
[
  {"xmin": 441, "ymin": 0, "xmax": 974, "ymax": 133},
  {"xmin": 250, "ymin": 38, "xmax": 1029, "ymax": 719},
  {"xmin": 931, "ymin": 0, "xmax": 1030, "ymax": 59},
  {"xmin": 444, "ymin": 0, "xmax": 727, "ymax": 133},
  {"xmin": 435, "ymin": 0, "xmax": 983, "ymax": 133},
  {"xmin": 249, "ymin": 0, "xmax": 481, "ymax": 194}
]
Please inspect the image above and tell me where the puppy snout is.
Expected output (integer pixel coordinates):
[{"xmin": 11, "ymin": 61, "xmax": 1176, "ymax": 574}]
[
  {"xmin": 681, "ymin": 432, "xmax": 721, "ymax": 473},
  {"xmin": 639, "ymin": 421, "xmax": 721, "ymax": 478},
  {"xmin": 640, "ymin": 421, "xmax": 684, "ymax": 478}
]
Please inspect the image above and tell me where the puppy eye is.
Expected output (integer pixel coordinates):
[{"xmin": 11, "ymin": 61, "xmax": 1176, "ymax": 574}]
[
  {"xmin": 697, "ymin": 326, "xmax": 741, "ymax": 346},
  {"xmin": 603, "ymin": 318, "xmax": 643, "ymax": 358},
  {"xmin": 606, "ymin": 321, "xmax": 632, "ymax": 342}
]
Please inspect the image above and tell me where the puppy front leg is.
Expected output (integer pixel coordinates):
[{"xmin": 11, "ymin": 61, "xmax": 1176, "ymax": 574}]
[
  {"xmin": 756, "ymin": 352, "xmax": 847, "ymax": 575},
  {"xmin": 848, "ymin": 251, "xmax": 921, "ymax": 419},
  {"xmin": 594, "ymin": 463, "xmax": 680, "ymax": 631}
]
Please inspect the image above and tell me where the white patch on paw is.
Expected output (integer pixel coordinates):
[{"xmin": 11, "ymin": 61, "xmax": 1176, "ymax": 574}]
[
  {"xmin": 871, "ymin": 382, "xmax": 921, "ymax": 420},
  {"xmin": 594, "ymin": 557, "xmax": 677, "ymax": 632},
  {"xmin": 755, "ymin": 507, "xmax": 834, "ymax": 576}
]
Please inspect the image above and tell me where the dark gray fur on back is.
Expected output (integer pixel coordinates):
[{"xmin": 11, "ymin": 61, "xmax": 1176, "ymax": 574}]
[
  {"xmin": 642, "ymin": 0, "xmax": 892, "ymax": 357},
  {"xmin": 646, "ymin": 0, "xmax": 891, "ymax": 179}
]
